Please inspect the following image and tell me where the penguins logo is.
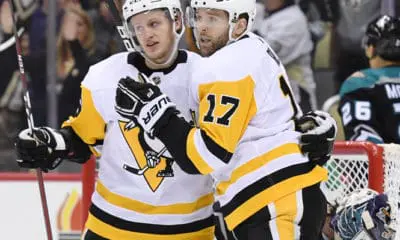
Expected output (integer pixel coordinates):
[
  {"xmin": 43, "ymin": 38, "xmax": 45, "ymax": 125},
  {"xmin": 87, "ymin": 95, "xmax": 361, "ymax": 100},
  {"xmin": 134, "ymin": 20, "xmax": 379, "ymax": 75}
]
[{"xmin": 119, "ymin": 120, "xmax": 174, "ymax": 192}]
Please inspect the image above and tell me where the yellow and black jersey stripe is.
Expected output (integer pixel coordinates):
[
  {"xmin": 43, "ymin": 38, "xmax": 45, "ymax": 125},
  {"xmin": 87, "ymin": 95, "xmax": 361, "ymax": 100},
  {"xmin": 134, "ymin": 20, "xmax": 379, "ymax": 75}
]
[
  {"xmin": 85, "ymin": 204, "xmax": 215, "ymax": 240},
  {"xmin": 221, "ymin": 163, "xmax": 327, "ymax": 230},
  {"xmin": 95, "ymin": 180, "xmax": 214, "ymax": 215}
]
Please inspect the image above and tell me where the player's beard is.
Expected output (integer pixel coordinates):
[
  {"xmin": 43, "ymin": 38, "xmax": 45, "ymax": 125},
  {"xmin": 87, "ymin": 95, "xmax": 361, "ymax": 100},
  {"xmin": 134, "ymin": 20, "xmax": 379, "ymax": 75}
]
[{"xmin": 199, "ymin": 32, "xmax": 229, "ymax": 57}]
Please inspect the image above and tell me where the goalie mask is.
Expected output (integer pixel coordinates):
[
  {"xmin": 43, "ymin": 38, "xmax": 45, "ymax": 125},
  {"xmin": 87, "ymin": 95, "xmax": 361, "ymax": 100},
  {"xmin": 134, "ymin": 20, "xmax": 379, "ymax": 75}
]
[
  {"xmin": 362, "ymin": 15, "xmax": 400, "ymax": 61},
  {"xmin": 331, "ymin": 189, "xmax": 396, "ymax": 240},
  {"xmin": 187, "ymin": 0, "xmax": 256, "ymax": 48},
  {"xmin": 122, "ymin": 0, "xmax": 184, "ymax": 64}
]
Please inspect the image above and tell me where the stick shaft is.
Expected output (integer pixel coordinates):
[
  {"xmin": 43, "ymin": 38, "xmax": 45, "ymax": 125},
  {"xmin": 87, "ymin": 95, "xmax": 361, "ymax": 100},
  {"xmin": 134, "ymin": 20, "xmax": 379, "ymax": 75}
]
[{"xmin": 7, "ymin": 1, "xmax": 53, "ymax": 239}]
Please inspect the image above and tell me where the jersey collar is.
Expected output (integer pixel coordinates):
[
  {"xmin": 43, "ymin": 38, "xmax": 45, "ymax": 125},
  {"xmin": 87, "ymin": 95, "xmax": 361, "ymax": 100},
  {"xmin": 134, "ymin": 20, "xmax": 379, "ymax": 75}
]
[{"xmin": 127, "ymin": 50, "xmax": 188, "ymax": 77}]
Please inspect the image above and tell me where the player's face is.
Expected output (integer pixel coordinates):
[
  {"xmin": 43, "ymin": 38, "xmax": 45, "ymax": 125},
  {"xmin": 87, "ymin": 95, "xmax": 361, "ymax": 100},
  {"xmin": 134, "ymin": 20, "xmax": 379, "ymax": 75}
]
[
  {"xmin": 193, "ymin": 8, "xmax": 230, "ymax": 57},
  {"xmin": 130, "ymin": 10, "xmax": 176, "ymax": 64}
]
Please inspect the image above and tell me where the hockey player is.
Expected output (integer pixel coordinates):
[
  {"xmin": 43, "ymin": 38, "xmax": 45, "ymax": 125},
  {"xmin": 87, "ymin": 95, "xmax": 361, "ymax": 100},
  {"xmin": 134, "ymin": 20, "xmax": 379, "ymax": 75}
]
[
  {"xmin": 14, "ymin": 0, "xmax": 335, "ymax": 239},
  {"xmin": 16, "ymin": 1, "xmax": 216, "ymax": 239},
  {"xmin": 114, "ymin": 0, "xmax": 333, "ymax": 239},
  {"xmin": 329, "ymin": 189, "xmax": 396, "ymax": 240},
  {"xmin": 339, "ymin": 15, "xmax": 400, "ymax": 143}
]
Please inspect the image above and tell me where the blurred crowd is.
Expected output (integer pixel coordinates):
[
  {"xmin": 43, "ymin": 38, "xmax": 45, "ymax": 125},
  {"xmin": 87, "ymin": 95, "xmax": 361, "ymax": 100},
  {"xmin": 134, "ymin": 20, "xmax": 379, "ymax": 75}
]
[{"xmin": 0, "ymin": 0, "xmax": 398, "ymax": 172}]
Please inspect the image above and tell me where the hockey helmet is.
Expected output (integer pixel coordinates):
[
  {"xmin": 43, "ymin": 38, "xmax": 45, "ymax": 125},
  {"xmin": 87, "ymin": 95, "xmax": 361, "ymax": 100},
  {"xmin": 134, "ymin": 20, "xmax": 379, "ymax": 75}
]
[
  {"xmin": 188, "ymin": 0, "xmax": 256, "ymax": 43},
  {"xmin": 363, "ymin": 15, "xmax": 400, "ymax": 61},
  {"xmin": 122, "ymin": 0, "xmax": 185, "ymax": 57}
]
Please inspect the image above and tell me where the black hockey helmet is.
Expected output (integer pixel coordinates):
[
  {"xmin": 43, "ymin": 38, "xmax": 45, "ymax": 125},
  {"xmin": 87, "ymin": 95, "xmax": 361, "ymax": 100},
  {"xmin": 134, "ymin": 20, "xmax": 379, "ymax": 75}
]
[{"xmin": 363, "ymin": 15, "xmax": 400, "ymax": 61}]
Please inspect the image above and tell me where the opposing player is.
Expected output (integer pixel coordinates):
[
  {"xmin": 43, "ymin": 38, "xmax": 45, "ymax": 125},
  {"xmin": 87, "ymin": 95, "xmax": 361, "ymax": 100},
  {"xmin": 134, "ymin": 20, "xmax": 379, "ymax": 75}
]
[
  {"xmin": 339, "ymin": 15, "xmax": 400, "ymax": 143},
  {"xmin": 329, "ymin": 189, "xmax": 396, "ymax": 240},
  {"xmin": 114, "ymin": 0, "xmax": 333, "ymax": 239},
  {"xmin": 14, "ymin": 0, "xmax": 335, "ymax": 239}
]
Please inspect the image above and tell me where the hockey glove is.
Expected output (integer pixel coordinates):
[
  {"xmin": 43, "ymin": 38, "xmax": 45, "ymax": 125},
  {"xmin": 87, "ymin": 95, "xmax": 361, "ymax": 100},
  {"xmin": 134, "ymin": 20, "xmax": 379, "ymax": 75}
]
[
  {"xmin": 296, "ymin": 110, "xmax": 337, "ymax": 166},
  {"xmin": 15, "ymin": 127, "xmax": 67, "ymax": 172},
  {"xmin": 115, "ymin": 74, "xmax": 177, "ymax": 135}
]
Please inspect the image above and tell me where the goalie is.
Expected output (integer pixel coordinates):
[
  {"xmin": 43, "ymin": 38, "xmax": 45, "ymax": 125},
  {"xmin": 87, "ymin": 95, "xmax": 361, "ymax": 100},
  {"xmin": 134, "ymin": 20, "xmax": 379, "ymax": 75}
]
[{"xmin": 322, "ymin": 188, "xmax": 396, "ymax": 240}]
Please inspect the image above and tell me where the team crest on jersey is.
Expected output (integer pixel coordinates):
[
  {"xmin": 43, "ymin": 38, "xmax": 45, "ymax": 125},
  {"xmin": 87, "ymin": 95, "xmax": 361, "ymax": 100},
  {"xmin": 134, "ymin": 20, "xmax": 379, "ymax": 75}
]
[{"xmin": 118, "ymin": 120, "xmax": 175, "ymax": 192}]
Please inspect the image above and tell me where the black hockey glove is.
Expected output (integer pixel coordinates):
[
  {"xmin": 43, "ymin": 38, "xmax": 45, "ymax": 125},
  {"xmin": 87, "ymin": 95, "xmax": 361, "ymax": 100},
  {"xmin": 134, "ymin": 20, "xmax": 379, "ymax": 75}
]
[
  {"xmin": 296, "ymin": 110, "xmax": 337, "ymax": 166},
  {"xmin": 15, "ymin": 127, "xmax": 68, "ymax": 172},
  {"xmin": 115, "ymin": 74, "xmax": 177, "ymax": 136}
]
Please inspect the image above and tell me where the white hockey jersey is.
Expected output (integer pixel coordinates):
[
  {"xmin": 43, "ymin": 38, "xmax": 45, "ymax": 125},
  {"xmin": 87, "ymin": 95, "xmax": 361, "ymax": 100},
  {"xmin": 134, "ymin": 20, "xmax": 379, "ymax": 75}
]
[
  {"xmin": 186, "ymin": 33, "xmax": 327, "ymax": 230},
  {"xmin": 63, "ymin": 51, "xmax": 215, "ymax": 239}
]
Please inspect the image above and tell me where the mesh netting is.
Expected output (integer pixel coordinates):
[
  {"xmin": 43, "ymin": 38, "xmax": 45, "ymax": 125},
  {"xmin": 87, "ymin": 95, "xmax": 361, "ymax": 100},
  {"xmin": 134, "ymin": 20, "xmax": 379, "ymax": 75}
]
[
  {"xmin": 382, "ymin": 144, "xmax": 400, "ymax": 238},
  {"xmin": 321, "ymin": 142, "xmax": 400, "ymax": 239},
  {"xmin": 321, "ymin": 154, "xmax": 370, "ymax": 205}
]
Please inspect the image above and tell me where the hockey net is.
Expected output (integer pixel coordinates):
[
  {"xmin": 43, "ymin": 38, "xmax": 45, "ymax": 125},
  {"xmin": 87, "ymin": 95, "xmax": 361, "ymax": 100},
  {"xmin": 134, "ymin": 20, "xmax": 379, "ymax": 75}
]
[
  {"xmin": 81, "ymin": 141, "xmax": 400, "ymax": 236},
  {"xmin": 321, "ymin": 141, "xmax": 400, "ymax": 238}
]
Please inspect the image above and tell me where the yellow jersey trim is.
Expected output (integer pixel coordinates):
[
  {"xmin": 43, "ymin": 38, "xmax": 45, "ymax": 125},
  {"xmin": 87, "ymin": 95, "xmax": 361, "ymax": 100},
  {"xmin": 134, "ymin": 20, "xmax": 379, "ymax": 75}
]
[
  {"xmin": 186, "ymin": 128, "xmax": 214, "ymax": 175},
  {"xmin": 216, "ymin": 143, "xmax": 302, "ymax": 195},
  {"xmin": 85, "ymin": 213, "xmax": 215, "ymax": 240},
  {"xmin": 96, "ymin": 180, "xmax": 214, "ymax": 214},
  {"xmin": 225, "ymin": 166, "xmax": 328, "ymax": 230}
]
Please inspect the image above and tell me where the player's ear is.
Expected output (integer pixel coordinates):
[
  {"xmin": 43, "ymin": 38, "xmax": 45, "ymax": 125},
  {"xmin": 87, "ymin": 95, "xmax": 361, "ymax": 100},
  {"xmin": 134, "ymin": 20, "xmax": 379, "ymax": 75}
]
[
  {"xmin": 231, "ymin": 17, "xmax": 248, "ymax": 39},
  {"xmin": 365, "ymin": 45, "xmax": 375, "ymax": 59},
  {"xmin": 174, "ymin": 11, "xmax": 183, "ymax": 34}
]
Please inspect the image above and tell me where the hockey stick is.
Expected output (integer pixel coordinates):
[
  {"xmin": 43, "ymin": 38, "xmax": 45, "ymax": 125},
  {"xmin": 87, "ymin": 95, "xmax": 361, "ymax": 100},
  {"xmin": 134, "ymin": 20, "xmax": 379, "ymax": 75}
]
[
  {"xmin": 7, "ymin": 0, "xmax": 53, "ymax": 239},
  {"xmin": 123, "ymin": 147, "xmax": 168, "ymax": 175},
  {"xmin": 104, "ymin": 0, "xmax": 135, "ymax": 52},
  {"xmin": 0, "ymin": 27, "xmax": 24, "ymax": 52}
]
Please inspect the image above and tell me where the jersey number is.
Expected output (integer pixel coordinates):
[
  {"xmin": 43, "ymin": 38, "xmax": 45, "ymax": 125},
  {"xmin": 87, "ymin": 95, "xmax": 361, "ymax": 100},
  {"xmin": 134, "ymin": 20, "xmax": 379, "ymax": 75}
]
[
  {"xmin": 203, "ymin": 94, "xmax": 239, "ymax": 126},
  {"xmin": 341, "ymin": 101, "xmax": 371, "ymax": 126},
  {"xmin": 279, "ymin": 76, "xmax": 299, "ymax": 118}
]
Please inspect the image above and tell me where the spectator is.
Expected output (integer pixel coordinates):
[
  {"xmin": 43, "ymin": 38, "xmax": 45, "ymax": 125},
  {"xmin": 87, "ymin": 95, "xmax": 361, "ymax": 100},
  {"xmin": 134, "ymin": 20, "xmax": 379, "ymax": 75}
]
[
  {"xmin": 296, "ymin": 0, "xmax": 330, "ymax": 61},
  {"xmin": 331, "ymin": 0, "xmax": 381, "ymax": 92},
  {"xmin": 258, "ymin": 0, "xmax": 317, "ymax": 112},
  {"xmin": 87, "ymin": 0, "xmax": 125, "ymax": 62},
  {"xmin": 27, "ymin": 0, "xmax": 73, "ymax": 125},
  {"xmin": 0, "ymin": 0, "xmax": 36, "ymax": 171},
  {"xmin": 56, "ymin": 5, "xmax": 95, "ymax": 125}
]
